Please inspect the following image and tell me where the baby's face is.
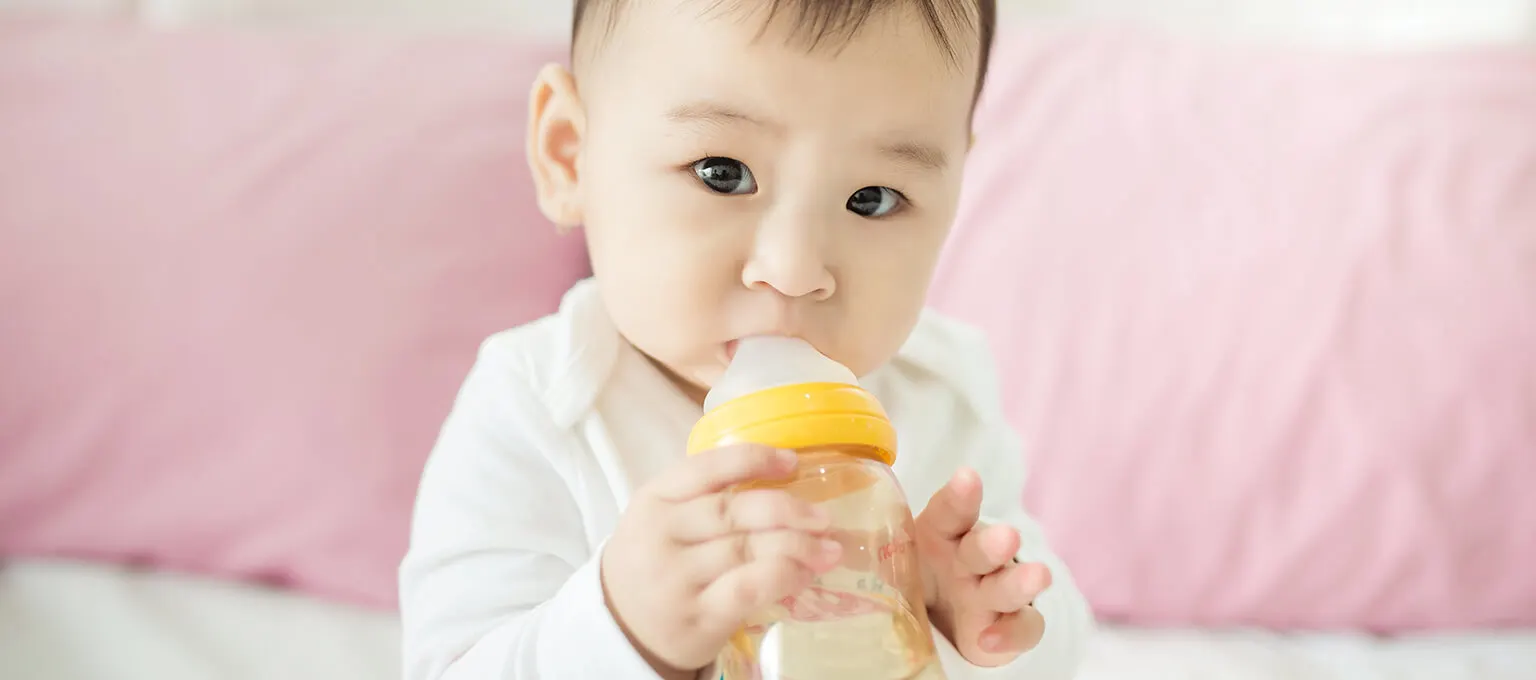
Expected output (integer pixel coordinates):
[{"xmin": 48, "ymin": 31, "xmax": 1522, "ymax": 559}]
[{"xmin": 538, "ymin": 1, "xmax": 978, "ymax": 397}]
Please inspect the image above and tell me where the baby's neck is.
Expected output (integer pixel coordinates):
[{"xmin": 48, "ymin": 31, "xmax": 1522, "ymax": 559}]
[{"xmin": 641, "ymin": 350, "xmax": 708, "ymax": 407}]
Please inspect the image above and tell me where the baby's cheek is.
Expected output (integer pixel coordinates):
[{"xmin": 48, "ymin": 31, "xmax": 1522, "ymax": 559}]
[{"xmin": 836, "ymin": 287, "xmax": 928, "ymax": 376}]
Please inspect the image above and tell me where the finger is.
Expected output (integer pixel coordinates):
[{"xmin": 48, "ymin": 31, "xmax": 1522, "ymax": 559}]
[
  {"xmin": 977, "ymin": 561, "xmax": 1052, "ymax": 613},
  {"xmin": 916, "ymin": 468, "xmax": 983, "ymax": 540},
  {"xmin": 698, "ymin": 557, "xmax": 814, "ymax": 629},
  {"xmin": 652, "ymin": 445, "xmax": 797, "ymax": 501},
  {"xmin": 978, "ymin": 607, "xmax": 1046, "ymax": 656},
  {"xmin": 825, "ymin": 527, "xmax": 884, "ymax": 572},
  {"xmin": 682, "ymin": 531, "xmax": 842, "ymax": 586},
  {"xmin": 668, "ymin": 489, "xmax": 830, "ymax": 544},
  {"xmin": 956, "ymin": 524, "xmax": 1021, "ymax": 576}
]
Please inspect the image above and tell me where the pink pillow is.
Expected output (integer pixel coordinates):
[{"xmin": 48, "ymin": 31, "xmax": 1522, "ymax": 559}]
[
  {"xmin": 0, "ymin": 20, "xmax": 586, "ymax": 609},
  {"xmin": 932, "ymin": 26, "xmax": 1536, "ymax": 631}
]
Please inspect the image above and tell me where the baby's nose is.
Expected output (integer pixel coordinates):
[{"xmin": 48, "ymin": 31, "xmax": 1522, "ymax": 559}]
[
  {"xmin": 744, "ymin": 267, "xmax": 834, "ymax": 300},
  {"xmin": 741, "ymin": 226, "xmax": 835, "ymax": 300}
]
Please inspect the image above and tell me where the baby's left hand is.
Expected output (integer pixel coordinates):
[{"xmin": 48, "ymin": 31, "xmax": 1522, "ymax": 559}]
[{"xmin": 915, "ymin": 468, "xmax": 1051, "ymax": 667}]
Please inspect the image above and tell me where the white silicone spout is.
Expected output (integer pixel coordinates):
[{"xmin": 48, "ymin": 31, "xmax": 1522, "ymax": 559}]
[{"xmin": 703, "ymin": 337, "xmax": 858, "ymax": 412}]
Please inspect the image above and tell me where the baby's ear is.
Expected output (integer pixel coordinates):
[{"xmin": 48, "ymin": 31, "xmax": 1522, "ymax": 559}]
[{"xmin": 526, "ymin": 63, "xmax": 586, "ymax": 229}]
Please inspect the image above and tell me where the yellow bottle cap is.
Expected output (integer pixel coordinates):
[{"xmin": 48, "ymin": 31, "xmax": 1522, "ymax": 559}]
[{"xmin": 686, "ymin": 381, "xmax": 897, "ymax": 467}]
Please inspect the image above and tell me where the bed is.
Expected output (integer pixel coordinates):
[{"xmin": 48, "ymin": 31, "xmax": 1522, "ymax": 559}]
[{"xmin": 5, "ymin": 560, "xmax": 1536, "ymax": 679}]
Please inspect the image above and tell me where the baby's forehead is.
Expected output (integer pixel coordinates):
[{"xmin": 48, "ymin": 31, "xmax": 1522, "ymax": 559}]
[
  {"xmin": 573, "ymin": 0, "xmax": 983, "ymax": 75},
  {"xmin": 574, "ymin": 6, "xmax": 978, "ymax": 168}
]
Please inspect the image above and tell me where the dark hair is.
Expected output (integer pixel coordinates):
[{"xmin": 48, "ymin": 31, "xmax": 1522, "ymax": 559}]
[{"xmin": 572, "ymin": 0, "xmax": 997, "ymax": 95}]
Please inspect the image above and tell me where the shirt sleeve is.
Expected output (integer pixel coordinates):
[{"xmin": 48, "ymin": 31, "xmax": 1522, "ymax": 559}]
[{"xmin": 398, "ymin": 339, "xmax": 670, "ymax": 680}]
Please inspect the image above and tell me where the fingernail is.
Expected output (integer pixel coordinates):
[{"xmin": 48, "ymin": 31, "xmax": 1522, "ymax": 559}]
[
  {"xmin": 818, "ymin": 539, "xmax": 842, "ymax": 568},
  {"xmin": 775, "ymin": 449, "xmax": 798, "ymax": 466},
  {"xmin": 808, "ymin": 504, "xmax": 831, "ymax": 525},
  {"xmin": 980, "ymin": 632, "xmax": 1005, "ymax": 653}
]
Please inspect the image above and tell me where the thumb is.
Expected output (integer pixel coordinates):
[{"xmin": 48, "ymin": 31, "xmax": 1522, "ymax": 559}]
[{"xmin": 917, "ymin": 468, "xmax": 983, "ymax": 540}]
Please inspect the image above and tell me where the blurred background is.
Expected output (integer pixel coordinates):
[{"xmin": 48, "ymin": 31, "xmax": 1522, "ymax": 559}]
[
  {"xmin": 3, "ymin": 0, "xmax": 1535, "ymax": 44},
  {"xmin": 1, "ymin": 1, "xmax": 1534, "ymax": 679}
]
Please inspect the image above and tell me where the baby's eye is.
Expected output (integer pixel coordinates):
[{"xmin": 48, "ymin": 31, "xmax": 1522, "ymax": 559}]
[
  {"xmin": 692, "ymin": 157, "xmax": 757, "ymax": 195},
  {"xmin": 846, "ymin": 186, "xmax": 904, "ymax": 218}
]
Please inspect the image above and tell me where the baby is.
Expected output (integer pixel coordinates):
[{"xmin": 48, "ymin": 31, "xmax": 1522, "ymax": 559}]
[{"xmin": 399, "ymin": 1, "xmax": 1093, "ymax": 678}]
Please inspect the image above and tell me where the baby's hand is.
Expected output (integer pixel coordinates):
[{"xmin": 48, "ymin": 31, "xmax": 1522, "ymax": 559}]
[
  {"xmin": 600, "ymin": 445, "xmax": 842, "ymax": 679},
  {"xmin": 915, "ymin": 468, "xmax": 1052, "ymax": 667}
]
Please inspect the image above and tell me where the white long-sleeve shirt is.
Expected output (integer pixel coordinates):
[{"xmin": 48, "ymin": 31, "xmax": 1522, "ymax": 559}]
[{"xmin": 399, "ymin": 279, "xmax": 1092, "ymax": 680}]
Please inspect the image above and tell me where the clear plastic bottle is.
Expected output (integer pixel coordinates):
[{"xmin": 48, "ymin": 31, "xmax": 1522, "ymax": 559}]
[{"xmin": 688, "ymin": 337, "xmax": 947, "ymax": 680}]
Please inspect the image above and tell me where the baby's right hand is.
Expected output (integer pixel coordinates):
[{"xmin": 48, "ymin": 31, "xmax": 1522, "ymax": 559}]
[{"xmin": 600, "ymin": 444, "xmax": 841, "ymax": 678}]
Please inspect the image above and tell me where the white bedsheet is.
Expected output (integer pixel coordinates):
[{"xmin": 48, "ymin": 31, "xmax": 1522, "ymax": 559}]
[{"xmin": 3, "ymin": 560, "xmax": 1534, "ymax": 680}]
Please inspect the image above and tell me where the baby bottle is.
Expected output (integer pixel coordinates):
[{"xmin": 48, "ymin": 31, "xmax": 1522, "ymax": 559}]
[{"xmin": 687, "ymin": 336, "xmax": 947, "ymax": 680}]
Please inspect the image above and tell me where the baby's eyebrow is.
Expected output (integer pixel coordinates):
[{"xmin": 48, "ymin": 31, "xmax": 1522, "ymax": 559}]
[
  {"xmin": 666, "ymin": 100, "xmax": 947, "ymax": 172},
  {"xmin": 666, "ymin": 102, "xmax": 781, "ymax": 131},
  {"xmin": 881, "ymin": 140, "xmax": 947, "ymax": 172}
]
